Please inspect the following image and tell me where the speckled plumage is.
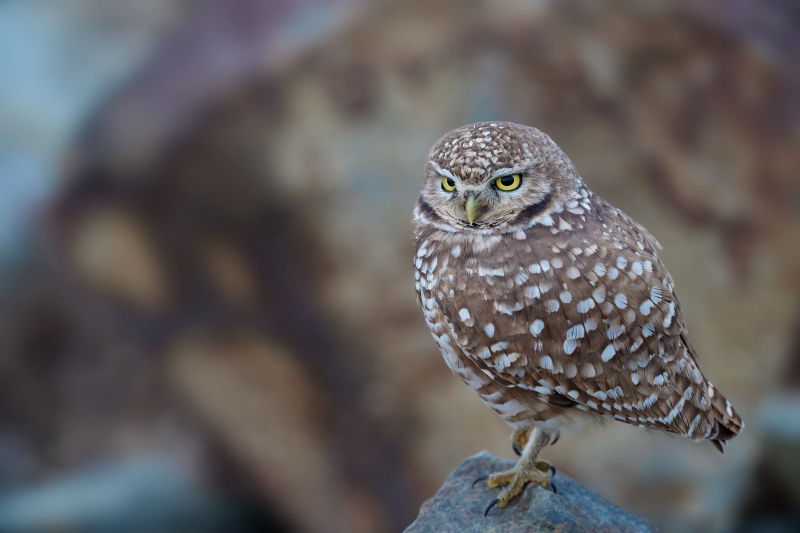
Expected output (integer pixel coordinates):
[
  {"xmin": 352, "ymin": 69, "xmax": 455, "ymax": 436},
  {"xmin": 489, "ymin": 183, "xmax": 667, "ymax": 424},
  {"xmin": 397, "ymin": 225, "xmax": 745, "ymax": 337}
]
[{"xmin": 414, "ymin": 122, "xmax": 743, "ymax": 453}]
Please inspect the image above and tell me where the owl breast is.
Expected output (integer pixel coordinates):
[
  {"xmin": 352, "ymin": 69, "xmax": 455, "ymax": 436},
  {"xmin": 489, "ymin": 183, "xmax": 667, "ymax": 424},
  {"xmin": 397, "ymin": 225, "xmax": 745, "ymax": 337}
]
[{"xmin": 415, "ymin": 189, "xmax": 723, "ymax": 435}]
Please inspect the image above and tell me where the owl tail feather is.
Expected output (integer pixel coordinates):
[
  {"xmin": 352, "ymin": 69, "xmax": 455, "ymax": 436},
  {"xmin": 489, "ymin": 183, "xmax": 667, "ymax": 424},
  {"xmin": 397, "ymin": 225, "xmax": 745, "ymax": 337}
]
[{"xmin": 707, "ymin": 385, "xmax": 744, "ymax": 454}]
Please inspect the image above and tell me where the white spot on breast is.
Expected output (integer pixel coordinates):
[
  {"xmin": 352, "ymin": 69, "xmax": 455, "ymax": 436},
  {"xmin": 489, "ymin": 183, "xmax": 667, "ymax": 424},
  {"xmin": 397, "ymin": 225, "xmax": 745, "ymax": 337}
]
[
  {"xmin": 547, "ymin": 299, "xmax": 560, "ymax": 312},
  {"xmin": 478, "ymin": 266, "xmax": 505, "ymax": 277},
  {"xmin": 459, "ymin": 308, "xmax": 471, "ymax": 321},
  {"xmin": 653, "ymin": 373, "xmax": 667, "ymax": 385},
  {"xmin": 540, "ymin": 260, "xmax": 551, "ymax": 271},
  {"xmin": 484, "ymin": 323, "xmax": 495, "ymax": 337},
  {"xmin": 567, "ymin": 390, "xmax": 580, "ymax": 400},
  {"xmin": 567, "ymin": 266, "xmax": 580, "ymax": 279},
  {"xmin": 608, "ymin": 267, "xmax": 619, "ymax": 280},
  {"xmin": 514, "ymin": 230, "xmax": 526, "ymax": 240},
  {"xmin": 524, "ymin": 286, "xmax": 541, "ymax": 299},
  {"xmin": 538, "ymin": 282, "xmax": 552, "ymax": 294},
  {"xmin": 663, "ymin": 301, "xmax": 676, "ymax": 328},
  {"xmin": 581, "ymin": 363, "xmax": 596, "ymax": 378},
  {"xmin": 495, "ymin": 301, "xmax": 523, "ymax": 315},
  {"xmin": 631, "ymin": 373, "xmax": 640, "ymax": 385},
  {"xmin": 530, "ymin": 319, "xmax": 545, "ymax": 336},
  {"xmin": 491, "ymin": 341, "xmax": 508, "ymax": 352},
  {"xmin": 607, "ymin": 323, "xmax": 626, "ymax": 340},
  {"xmin": 559, "ymin": 291, "xmax": 572, "ymax": 303},
  {"xmin": 594, "ymin": 263, "xmax": 607, "ymax": 276},
  {"xmin": 477, "ymin": 347, "xmax": 491, "ymax": 359},
  {"xmin": 616, "ymin": 256, "xmax": 628, "ymax": 269},
  {"xmin": 540, "ymin": 355, "xmax": 554, "ymax": 370},
  {"xmin": 584, "ymin": 318, "xmax": 597, "ymax": 331},
  {"xmin": 650, "ymin": 286, "xmax": 663, "ymax": 304},
  {"xmin": 639, "ymin": 300, "xmax": 654, "ymax": 316},
  {"xmin": 577, "ymin": 298, "xmax": 595, "ymax": 313},
  {"xmin": 642, "ymin": 323, "xmax": 655, "ymax": 337},
  {"xmin": 631, "ymin": 262, "xmax": 643, "ymax": 275},
  {"xmin": 551, "ymin": 258, "xmax": 563, "ymax": 269},
  {"xmin": 684, "ymin": 387, "xmax": 693, "ymax": 400},
  {"xmin": 601, "ymin": 344, "xmax": 617, "ymax": 362},
  {"xmin": 529, "ymin": 263, "xmax": 542, "ymax": 273},
  {"xmin": 592, "ymin": 286, "xmax": 606, "ymax": 303},
  {"xmin": 451, "ymin": 245, "xmax": 461, "ymax": 257},
  {"xmin": 566, "ymin": 324, "xmax": 585, "ymax": 339},
  {"xmin": 563, "ymin": 339, "xmax": 577, "ymax": 354},
  {"xmin": 515, "ymin": 271, "xmax": 529, "ymax": 285},
  {"xmin": 614, "ymin": 293, "xmax": 628, "ymax": 309},
  {"xmin": 415, "ymin": 257, "xmax": 422, "ymax": 269}
]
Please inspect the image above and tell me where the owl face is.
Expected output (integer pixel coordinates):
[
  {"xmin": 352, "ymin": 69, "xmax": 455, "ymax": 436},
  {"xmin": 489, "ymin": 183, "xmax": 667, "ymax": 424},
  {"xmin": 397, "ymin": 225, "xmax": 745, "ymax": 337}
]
[{"xmin": 420, "ymin": 122, "xmax": 581, "ymax": 233}]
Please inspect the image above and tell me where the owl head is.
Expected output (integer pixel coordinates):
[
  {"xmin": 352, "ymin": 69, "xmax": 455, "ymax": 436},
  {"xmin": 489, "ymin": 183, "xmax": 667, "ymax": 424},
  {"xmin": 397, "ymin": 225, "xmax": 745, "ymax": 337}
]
[{"xmin": 419, "ymin": 122, "xmax": 581, "ymax": 233}]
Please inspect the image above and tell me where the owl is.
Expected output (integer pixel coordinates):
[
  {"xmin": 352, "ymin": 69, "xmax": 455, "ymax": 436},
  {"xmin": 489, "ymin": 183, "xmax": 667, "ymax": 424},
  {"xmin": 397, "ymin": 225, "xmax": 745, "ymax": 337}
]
[{"xmin": 413, "ymin": 122, "xmax": 743, "ymax": 512}]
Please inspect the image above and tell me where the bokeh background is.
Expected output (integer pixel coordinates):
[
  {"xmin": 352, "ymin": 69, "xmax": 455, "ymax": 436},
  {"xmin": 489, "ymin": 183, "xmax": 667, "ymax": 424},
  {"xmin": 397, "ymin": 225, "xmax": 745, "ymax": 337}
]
[{"xmin": 1, "ymin": 1, "xmax": 799, "ymax": 532}]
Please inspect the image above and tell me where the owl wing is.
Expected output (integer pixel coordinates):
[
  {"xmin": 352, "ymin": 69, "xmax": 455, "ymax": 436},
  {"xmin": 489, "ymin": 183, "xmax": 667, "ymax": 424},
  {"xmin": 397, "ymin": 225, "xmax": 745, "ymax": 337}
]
[{"xmin": 439, "ymin": 197, "xmax": 741, "ymax": 442}]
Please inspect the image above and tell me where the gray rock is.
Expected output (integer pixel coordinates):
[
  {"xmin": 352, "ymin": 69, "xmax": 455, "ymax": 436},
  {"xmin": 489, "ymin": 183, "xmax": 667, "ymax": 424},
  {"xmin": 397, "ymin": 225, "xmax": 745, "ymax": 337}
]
[{"xmin": 405, "ymin": 451, "xmax": 658, "ymax": 533}]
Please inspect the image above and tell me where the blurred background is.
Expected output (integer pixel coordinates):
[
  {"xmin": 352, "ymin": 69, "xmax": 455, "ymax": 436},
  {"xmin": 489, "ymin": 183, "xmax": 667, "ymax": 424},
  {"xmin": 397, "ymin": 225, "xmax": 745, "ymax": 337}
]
[{"xmin": 1, "ymin": 0, "xmax": 799, "ymax": 531}]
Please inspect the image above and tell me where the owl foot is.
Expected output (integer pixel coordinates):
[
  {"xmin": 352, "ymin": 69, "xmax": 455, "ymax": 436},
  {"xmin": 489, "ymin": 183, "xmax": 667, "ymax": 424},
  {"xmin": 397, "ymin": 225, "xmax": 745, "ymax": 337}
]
[
  {"xmin": 472, "ymin": 462, "xmax": 551, "ymax": 488},
  {"xmin": 482, "ymin": 463, "xmax": 554, "ymax": 515}
]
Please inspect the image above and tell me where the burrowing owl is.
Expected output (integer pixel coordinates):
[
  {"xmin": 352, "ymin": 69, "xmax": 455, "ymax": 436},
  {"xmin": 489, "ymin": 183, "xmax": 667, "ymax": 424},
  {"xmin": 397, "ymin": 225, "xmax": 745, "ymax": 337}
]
[{"xmin": 413, "ymin": 122, "xmax": 743, "ymax": 511}]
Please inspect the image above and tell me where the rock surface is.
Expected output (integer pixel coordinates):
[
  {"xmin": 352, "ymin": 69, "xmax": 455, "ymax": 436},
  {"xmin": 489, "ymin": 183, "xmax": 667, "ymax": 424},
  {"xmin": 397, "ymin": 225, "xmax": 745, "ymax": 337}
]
[{"xmin": 405, "ymin": 452, "xmax": 658, "ymax": 533}]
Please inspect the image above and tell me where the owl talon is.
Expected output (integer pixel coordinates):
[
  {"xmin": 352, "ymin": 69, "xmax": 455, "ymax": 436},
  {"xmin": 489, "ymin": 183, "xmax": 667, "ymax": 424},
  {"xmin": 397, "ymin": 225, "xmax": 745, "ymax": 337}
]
[
  {"xmin": 472, "ymin": 474, "xmax": 489, "ymax": 488},
  {"xmin": 483, "ymin": 498, "xmax": 500, "ymax": 517}
]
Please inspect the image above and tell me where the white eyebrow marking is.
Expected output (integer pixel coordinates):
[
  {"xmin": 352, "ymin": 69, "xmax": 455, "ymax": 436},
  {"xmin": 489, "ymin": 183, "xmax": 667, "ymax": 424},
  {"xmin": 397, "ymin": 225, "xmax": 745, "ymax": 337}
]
[
  {"xmin": 429, "ymin": 162, "xmax": 458, "ymax": 179},
  {"xmin": 491, "ymin": 166, "xmax": 532, "ymax": 178}
]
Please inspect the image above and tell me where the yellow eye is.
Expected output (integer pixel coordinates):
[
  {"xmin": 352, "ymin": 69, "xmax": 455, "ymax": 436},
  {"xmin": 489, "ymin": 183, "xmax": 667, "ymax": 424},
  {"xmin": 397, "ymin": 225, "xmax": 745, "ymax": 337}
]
[
  {"xmin": 441, "ymin": 176, "xmax": 457, "ymax": 192},
  {"xmin": 495, "ymin": 174, "xmax": 521, "ymax": 191}
]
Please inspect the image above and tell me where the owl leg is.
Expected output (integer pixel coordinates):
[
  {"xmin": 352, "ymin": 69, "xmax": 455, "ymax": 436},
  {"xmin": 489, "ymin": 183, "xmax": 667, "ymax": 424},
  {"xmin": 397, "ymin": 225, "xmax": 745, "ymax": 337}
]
[
  {"xmin": 510, "ymin": 427, "xmax": 528, "ymax": 456},
  {"xmin": 485, "ymin": 427, "xmax": 552, "ymax": 512}
]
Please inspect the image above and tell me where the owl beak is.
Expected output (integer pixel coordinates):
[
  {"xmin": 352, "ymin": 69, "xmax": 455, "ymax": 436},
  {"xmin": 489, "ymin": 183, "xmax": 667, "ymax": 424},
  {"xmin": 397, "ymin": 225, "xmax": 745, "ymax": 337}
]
[{"xmin": 465, "ymin": 195, "xmax": 481, "ymax": 225}]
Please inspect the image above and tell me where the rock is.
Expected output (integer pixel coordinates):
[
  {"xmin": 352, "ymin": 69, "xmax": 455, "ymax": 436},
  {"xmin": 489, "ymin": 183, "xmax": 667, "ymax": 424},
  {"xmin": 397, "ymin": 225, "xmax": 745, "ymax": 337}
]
[{"xmin": 405, "ymin": 452, "xmax": 658, "ymax": 533}]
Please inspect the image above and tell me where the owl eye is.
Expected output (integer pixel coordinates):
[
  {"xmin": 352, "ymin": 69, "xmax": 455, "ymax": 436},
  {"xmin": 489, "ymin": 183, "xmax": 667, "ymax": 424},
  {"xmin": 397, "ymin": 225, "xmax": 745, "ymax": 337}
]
[
  {"xmin": 441, "ymin": 177, "xmax": 457, "ymax": 192},
  {"xmin": 495, "ymin": 174, "xmax": 522, "ymax": 191}
]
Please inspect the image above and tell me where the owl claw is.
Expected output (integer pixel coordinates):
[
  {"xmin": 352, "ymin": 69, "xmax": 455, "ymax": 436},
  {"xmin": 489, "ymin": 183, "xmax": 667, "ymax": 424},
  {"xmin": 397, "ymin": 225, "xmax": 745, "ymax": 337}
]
[
  {"xmin": 472, "ymin": 474, "xmax": 489, "ymax": 488},
  {"xmin": 483, "ymin": 498, "xmax": 500, "ymax": 517}
]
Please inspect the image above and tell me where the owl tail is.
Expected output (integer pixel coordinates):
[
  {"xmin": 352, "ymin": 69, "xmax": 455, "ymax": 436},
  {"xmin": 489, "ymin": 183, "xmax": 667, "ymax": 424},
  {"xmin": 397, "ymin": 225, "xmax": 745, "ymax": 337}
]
[{"xmin": 707, "ymin": 384, "xmax": 744, "ymax": 454}]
